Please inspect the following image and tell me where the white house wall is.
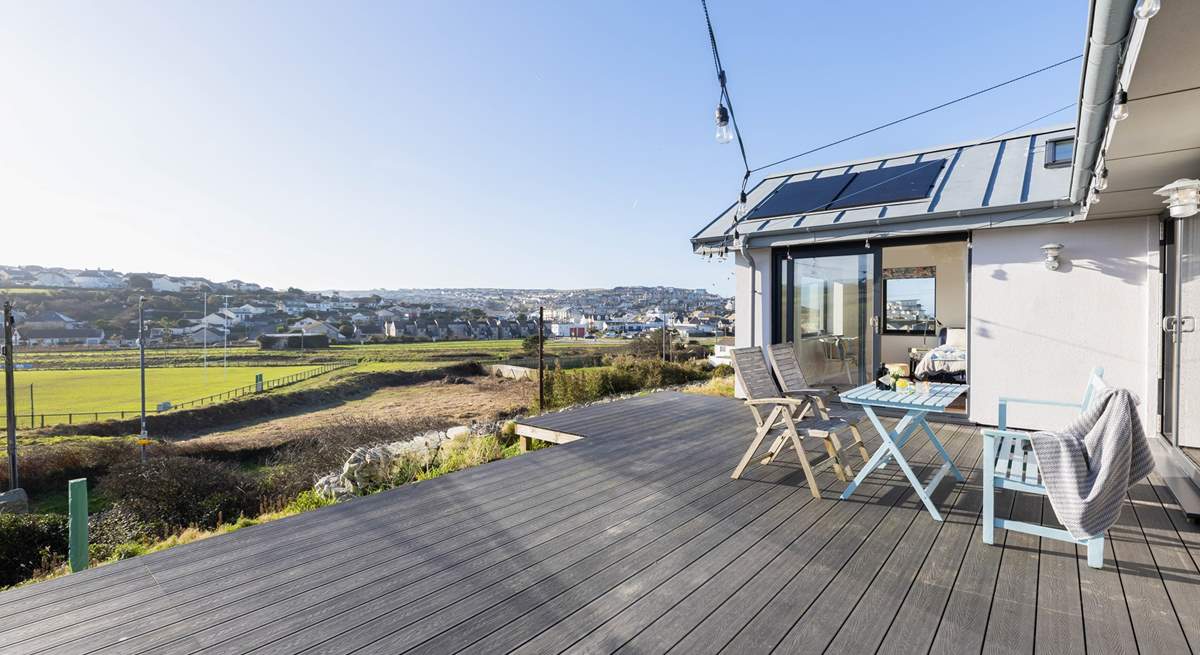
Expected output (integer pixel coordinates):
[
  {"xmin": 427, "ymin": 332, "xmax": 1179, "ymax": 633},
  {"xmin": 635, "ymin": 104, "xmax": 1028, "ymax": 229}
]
[
  {"xmin": 733, "ymin": 247, "xmax": 773, "ymax": 397},
  {"xmin": 969, "ymin": 216, "xmax": 1161, "ymax": 431}
]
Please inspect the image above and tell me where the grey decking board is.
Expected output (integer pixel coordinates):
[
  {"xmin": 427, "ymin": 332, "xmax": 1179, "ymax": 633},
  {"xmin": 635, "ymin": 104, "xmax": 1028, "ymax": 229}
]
[
  {"xmin": 1107, "ymin": 492, "xmax": 1192, "ymax": 654},
  {"xmin": 609, "ymin": 423, "xmax": 934, "ymax": 655},
  {"xmin": 386, "ymin": 477, "xmax": 810, "ymax": 654},
  {"xmin": 143, "ymin": 433, "xmax": 753, "ymax": 655},
  {"xmin": 715, "ymin": 427, "xmax": 963, "ymax": 653},
  {"xmin": 1, "ymin": 433, "xmax": 688, "ymax": 651},
  {"xmin": 928, "ymin": 487, "xmax": 1019, "ymax": 654},
  {"xmin": 1077, "ymin": 536, "xmax": 1140, "ymax": 655},
  {"xmin": 20, "ymin": 414, "xmax": 735, "ymax": 655},
  {"xmin": 2, "ymin": 392, "xmax": 1196, "ymax": 655},
  {"xmin": 1033, "ymin": 497, "xmax": 1086, "ymax": 655},
  {"xmin": 1127, "ymin": 477, "xmax": 1200, "ymax": 652},
  {"xmin": 769, "ymin": 426, "xmax": 977, "ymax": 654},
  {"xmin": 982, "ymin": 489, "xmax": 1044, "ymax": 655},
  {"xmin": 210, "ymin": 456, "xmax": 756, "ymax": 655},
  {"xmin": 824, "ymin": 429, "xmax": 984, "ymax": 653},
  {"xmin": 666, "ymin": 425, "xmax": 949, "ymax": 654}
]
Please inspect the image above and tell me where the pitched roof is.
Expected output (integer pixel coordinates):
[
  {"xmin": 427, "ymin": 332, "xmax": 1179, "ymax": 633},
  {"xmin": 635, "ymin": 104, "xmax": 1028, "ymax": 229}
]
[{"xmin": 692, "ymin": 125, "xmax": 1078, "ymax": 249}]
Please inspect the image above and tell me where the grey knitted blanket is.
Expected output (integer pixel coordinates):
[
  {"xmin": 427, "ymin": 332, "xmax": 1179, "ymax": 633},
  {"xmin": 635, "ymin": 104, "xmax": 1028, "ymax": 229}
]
[{"xmin": 1030, "ymin": 388, "xmax": 1154, "ymax": 540}]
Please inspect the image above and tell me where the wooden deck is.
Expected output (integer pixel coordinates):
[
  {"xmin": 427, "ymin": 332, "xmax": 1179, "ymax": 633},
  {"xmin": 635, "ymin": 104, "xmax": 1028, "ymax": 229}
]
[{"xmin": 2, "ymin": 391, "xmax": 1199, "ymax": 654}]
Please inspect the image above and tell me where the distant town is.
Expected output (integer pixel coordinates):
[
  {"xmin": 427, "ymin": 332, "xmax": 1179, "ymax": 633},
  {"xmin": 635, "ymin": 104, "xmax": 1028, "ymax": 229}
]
[{"xmin": 0, "ymin": 265, "xmax": 733, "ymax": 348}]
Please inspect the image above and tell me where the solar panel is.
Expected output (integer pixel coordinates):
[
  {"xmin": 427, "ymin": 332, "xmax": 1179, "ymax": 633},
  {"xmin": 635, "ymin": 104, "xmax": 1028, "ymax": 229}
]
[
  {"xmin": 826, "ymin": 159, "xmax": 947, "ymax": 210},
  {"xmin": 742, "ymin": 173, "xmax": 855, "ymax": 220}
]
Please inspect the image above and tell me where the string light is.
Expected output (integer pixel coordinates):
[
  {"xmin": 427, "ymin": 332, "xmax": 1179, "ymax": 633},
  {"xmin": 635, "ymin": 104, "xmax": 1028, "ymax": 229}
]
[{"xmin": 1112, "ymin": 89, "xmax": 1129, "ymax": 121}]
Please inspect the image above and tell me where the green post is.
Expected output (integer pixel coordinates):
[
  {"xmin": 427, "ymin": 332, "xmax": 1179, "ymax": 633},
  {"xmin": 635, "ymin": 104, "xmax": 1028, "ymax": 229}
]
[{"xmin": 68, "ymin": 478, "xmax": 88, "ymax": 573}]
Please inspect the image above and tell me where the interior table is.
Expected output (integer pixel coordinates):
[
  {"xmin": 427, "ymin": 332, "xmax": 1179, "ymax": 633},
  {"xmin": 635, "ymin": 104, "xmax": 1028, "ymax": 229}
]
[{"xmin": 838, "ymin": 382, "xmax": 967, "ymax": 521}]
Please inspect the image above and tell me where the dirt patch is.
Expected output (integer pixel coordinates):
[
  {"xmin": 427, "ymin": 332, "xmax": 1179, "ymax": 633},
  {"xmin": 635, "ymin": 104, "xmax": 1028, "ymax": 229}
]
[{"xmin": 178, "ymin": 375, "xmax": 534, "ymax": 453}]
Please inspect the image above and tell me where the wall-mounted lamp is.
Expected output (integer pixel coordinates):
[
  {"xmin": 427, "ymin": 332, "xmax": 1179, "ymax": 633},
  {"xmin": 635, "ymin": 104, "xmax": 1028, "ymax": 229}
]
[
  {"xmin": 1041, "ymin": 243, "xmax": 1065, "ymax": 271},
  {"xmin": 1154, "ymin": 179, "xmax": 1200, "ymax": 218}
]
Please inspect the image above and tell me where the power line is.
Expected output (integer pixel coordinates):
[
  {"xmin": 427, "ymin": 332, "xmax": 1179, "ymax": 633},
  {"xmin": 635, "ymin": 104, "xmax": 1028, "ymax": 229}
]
[{"xmin": 749, "ymin": 54, "xmax": 1082, "ymax": 174}]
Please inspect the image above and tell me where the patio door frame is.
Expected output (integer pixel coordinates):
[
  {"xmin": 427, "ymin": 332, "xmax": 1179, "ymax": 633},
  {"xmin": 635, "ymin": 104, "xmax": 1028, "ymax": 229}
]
[
  {"xmin": 771, "ymin": 232, "xmax": 970, "ymax": 394},
  {"xmin": 771, "ymin": 242, "xmax": 880, "ymax": 387}
]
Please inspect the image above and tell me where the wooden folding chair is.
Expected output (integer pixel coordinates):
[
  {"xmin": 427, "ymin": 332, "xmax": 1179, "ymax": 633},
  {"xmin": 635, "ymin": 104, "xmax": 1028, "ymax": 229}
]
[
  {"xmin": 729, "ymin": 346, "xmax": 858, "ymax": 498},
  {"xmin": 765, "ymin": 343, "xmax": 871, "ymax": 475}
]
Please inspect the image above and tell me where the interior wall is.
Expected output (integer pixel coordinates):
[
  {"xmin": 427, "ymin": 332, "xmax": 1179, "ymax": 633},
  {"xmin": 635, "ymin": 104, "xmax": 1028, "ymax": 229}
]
[
  {"xmin": 879, "ymin": 241, "xmax": 968, "ymax": 364},
  {"xmin": 969, "ymin": 216, "xmax": 1161, "ymax": 431}
]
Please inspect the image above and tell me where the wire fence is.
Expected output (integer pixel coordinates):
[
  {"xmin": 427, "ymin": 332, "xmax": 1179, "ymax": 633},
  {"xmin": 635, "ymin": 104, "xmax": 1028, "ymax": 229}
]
[{"xmin": 2, "ymin": 362, "xmax": 352, "ymax": 430}]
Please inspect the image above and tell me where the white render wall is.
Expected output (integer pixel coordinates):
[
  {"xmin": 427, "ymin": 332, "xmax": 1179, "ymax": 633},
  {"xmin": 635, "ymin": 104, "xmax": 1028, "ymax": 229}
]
[
  {"xmin": 733, "ymin": 247, "xmax": 773, "ymax": 397},
  {"xmin": 969, "ymin": 216, "xmax": 1161, "ymax": 431}
]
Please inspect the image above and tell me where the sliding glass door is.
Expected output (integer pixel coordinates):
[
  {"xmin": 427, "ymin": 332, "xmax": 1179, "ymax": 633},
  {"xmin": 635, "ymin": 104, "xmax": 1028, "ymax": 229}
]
[
  {"xmin": 1165, "ymin": 217, "xmax": 1200, "ymax": 465},
  {"xmin": 775, "ymin": 249, "xmax": 876, "ymax": 390}
]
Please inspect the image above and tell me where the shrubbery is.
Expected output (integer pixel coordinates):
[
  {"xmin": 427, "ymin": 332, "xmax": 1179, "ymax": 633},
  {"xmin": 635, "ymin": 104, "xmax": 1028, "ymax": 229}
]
[
  {"xmin": 0, "ymin": 513, "xmax": 68, "ymax": 587},
  {"xmin": 539, "ymin": 355, "xmax": 715, "ymax": 410},
  {"xmin": 97, "ymin": 457, "xmax": 262, "ymax": 535}
]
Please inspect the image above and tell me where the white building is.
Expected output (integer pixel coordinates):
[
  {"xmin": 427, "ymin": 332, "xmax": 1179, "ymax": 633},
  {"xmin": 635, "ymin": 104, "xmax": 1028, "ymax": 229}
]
[
  {"xmin": 150, "ymin": 276, "xmax": 183, "ymax": 292},
  {"xmin": 691, "ymin": 0, "xmax": 1200, "ymax": 512}
]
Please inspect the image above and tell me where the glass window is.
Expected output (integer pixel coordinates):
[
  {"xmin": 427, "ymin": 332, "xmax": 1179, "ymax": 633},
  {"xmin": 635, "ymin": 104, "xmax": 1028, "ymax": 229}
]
[
  {"xmin": 883, "ymin": 267, "xmax": 936, "ymax": 334},
  {"xmin": 1046, "ymin": 138, "xmax": 1073, "ymax": 167}
]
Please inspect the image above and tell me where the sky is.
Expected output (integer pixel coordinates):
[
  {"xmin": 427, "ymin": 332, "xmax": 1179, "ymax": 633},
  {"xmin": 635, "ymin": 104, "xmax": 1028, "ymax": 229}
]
[{"xmin": 0, "ymin": 1, "xmax": 1087, "ymax": 296}]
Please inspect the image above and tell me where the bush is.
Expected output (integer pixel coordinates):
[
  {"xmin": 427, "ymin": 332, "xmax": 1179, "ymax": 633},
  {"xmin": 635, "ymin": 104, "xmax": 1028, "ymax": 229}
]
[
  {"xmin": 711, "ymin": 363, "xmax": 733, "ymax": 377},
  {"xmin": 97, "ymin": 457, "xmax": 262, "ymax": 534},
  {"xmin": 0, "ymin": 513, "xmax": 68, "ymax": 587},
  {"xmin": 538, "ymin": 356, "xmax": 713, "ymax": 410},
  {"xmin": 0, "ymin": 438, "xmax": 164, "ymax": 495},
  {"xmin": 88, "ymin": 505, "xmax": 158, "ymax": 561},
  {"xmin": 283, "ymin": 489, "xmax": 334, "ymax": 514}
]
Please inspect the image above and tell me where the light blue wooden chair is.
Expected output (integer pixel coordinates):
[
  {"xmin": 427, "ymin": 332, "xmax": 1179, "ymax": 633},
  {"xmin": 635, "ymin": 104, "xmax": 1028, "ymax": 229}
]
[{"xmin": 982, "ymin": 367, "xmax": 1108, "ymax": 568}]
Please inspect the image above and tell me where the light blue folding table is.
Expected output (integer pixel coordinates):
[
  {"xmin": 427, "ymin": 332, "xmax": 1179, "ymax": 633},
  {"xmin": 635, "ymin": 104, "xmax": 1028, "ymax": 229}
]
[{"xmin": 838, "ymin": 382, "xmax": 968, "ymax": 521}]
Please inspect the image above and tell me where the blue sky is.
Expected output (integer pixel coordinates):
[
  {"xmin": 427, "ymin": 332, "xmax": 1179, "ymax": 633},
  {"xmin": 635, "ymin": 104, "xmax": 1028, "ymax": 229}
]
[{"xmin": 0, "ymin": 1, "xmax": 1086, "ymax": 295}]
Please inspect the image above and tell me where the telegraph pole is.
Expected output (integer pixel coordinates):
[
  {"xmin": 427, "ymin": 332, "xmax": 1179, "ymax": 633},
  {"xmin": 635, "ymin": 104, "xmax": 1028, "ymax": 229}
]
[
  {"xmin": 221, "ymin": 295, "xmax": 232, "ymax": 374},
  {"xmin": 138, "ymin": 297, "xmax": 148, "ymax": 461},
  {"xmin": 537, "ymin": 306, "xmax": 544, "ymax": 411},
  {"xmin": 5, "ymin": 302, "xmax": 19, "ymax": 490},
  {"xmin": 202, "ymin": 292, "xmax": 208, "ymax": 369}
]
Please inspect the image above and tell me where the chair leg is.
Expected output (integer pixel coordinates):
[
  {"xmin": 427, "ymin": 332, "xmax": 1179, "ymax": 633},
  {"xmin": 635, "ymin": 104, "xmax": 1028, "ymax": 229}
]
[
  {"xmin": 1086, "ymin": 536, "xmax": 1104, "ymax": 569},
  {"xmin": 733, "ymin": 406, "xmax": 778, "ymax": 480},
  {"xmin": 782, "ymin": 412, "xmax": 822, "ymax": 498},
  {"xmin": 849, "ymin": 424, "xmax": 871, "ymax": 464},
  {"xmin": 822, "ymin": 437, "xmax": 847, "ymax": 482},
  {"xmin": 982, "ymin": 433, "xmax": 996, "ymax": 545},
  {"xmin": 761, "ymin": 433, "xmax": 787, "ymax": 465}
]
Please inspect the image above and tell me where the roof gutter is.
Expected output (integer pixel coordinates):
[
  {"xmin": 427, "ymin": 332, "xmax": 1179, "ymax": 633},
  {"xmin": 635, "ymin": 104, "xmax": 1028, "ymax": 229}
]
[
  {"xmin": 691, "ymin": 198, "xmax": 1076, "ymax": 251},
  {"xmin": 1069, "ymin": 0, "xmax": 1137, "ymax": 203}
]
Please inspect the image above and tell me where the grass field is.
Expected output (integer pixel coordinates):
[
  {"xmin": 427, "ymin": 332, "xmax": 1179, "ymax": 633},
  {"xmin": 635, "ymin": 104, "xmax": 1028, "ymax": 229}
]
[
  {"xmin": 0, "ymin": 365, "xmax": 317, "ymax": 415},
  {"xmin": 10, "ymin": 338, "xmax": 632, "ymax": 370}
]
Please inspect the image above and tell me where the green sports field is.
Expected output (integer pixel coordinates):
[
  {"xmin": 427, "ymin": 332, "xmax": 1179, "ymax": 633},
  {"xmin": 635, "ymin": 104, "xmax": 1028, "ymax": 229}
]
[{"xmin": 0, "ymin": 365, "xmax": 316, "ymax": 416}]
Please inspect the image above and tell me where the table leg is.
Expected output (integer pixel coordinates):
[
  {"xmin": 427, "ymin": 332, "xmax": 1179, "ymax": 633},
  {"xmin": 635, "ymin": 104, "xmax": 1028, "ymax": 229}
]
[
  {"xmin": 917, "ymin": 415, "xmax": 964, "ymax": 481},
  {"xmin": 839, "ymin": 406, "xmax": 950, "ymax": 521}
]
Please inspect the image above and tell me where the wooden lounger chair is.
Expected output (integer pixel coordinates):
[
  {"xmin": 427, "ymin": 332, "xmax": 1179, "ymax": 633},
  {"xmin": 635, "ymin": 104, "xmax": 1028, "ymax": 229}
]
[
  {"xmin": 729, "ymin": 346, "xmax": 861, "ymax": 498},
  {"xmin": 765, "ymin": 343, "xmax": 871, "ymax": 475}
]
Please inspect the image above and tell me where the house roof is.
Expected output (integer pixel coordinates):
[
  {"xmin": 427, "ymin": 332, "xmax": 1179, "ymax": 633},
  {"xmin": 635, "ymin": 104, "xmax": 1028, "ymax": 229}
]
[
  {"xmin": 692, "ymin": 125, "xmax": 1079, "ymax": 250},
  {"xmin": 17, "ymin": 327, "xmax": 102, "ymax": 339}
]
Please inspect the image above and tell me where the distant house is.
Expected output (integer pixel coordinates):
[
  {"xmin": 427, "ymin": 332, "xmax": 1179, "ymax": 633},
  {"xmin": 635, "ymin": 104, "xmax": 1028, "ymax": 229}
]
[
  {"xmin": 350, "ymin": 312, "xmax": 373, "ymax": 324},
  {"xmin": 277, "ymin": 300, "xmax": 308, "ymax": 316},
  {"xmin": 708, "ymin": 336, "xmax": 734, "ymax": 367},
  {"xmin": 231, "ymin": 304, "xmax": 267, "ymax": 322},
  {"xmin": 22, "ymin": 311, "xmax": 79, "ymax": 330},
  {"xmin": 289, "ymin": 318, "xmax": 344, "ymax": 341},
  {"xmin": 200, "ymin": 309, "xmax": 239, "ymax": 327},
  {"xmin": 549, "ymin": 322, "xmax": 588, "ymax": 338},
  {"xmin": 34, "ymin": 271, "xmax": 73, "ymax": 287},
  {"xmin": 180, "ymin": 325, "xmax": 226, "ymax": 345},
  {"xmin": 150, "ymin": 276, "xmax": 183, "ymax": 292},
  {"xmin": 16, "ymin": 327, "xmax": 104, "ymax": 346},
  {"xmin": 72, "ymin": 269, "xmax": 124, "ymax": 289}
]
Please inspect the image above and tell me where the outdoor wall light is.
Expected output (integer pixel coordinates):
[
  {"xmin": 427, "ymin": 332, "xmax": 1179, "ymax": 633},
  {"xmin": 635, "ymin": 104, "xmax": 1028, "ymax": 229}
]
[
  {"xmin": 1135, "ymin": 0, "xmax": 1161, "ymax": 20},
  {"xmin": 1041, "ymin": 243, "xmax": 1065, "ymax": 271},
  {"xmin": 1154, "ymin": 179, "xmax": 1200, "ymax": 218},
  {"xmin": 715, "ymin": 104, "xmax": 733, "ymax": 144},
  {"xmin": 1112, "ymin": 89, "xmax": 1130, "ymax": 121}
]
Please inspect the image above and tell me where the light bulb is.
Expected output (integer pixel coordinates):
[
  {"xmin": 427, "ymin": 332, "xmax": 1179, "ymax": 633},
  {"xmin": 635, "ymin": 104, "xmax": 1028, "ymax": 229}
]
[
  {"xmin": 1112, "ymin": 90, "xmax": 1129, "ymax": 121},
  {"xmin": 715, "ymin": 104, "xmax": 733, "ymax": 144},
  {"xmin": 735, "ymin": 202, "xmax": 748, "ymax": 219},
  {"xmin": 1095, "ymin": 169, "xmax": 1109, "ymax": 191},
  {"xmin": 1134, "ymin": 0, "xmax": 1160, "ymax": 19}
]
